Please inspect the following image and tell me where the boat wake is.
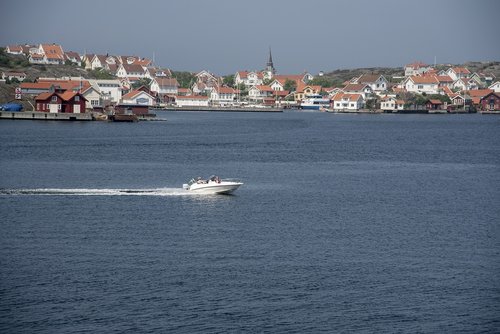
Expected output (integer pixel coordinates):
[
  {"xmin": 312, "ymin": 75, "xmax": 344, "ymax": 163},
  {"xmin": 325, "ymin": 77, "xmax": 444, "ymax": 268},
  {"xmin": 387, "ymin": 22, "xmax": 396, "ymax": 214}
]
[{"xmin": 0, "ymin": 187, "xmax": 195, "ymax": 197}]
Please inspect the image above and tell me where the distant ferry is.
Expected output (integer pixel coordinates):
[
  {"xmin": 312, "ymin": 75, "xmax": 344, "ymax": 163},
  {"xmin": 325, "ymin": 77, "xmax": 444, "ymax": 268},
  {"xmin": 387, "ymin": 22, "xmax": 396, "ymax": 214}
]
[{"xmin": 300, "ymin": 94, "xmax": 331, "ymax": 110}]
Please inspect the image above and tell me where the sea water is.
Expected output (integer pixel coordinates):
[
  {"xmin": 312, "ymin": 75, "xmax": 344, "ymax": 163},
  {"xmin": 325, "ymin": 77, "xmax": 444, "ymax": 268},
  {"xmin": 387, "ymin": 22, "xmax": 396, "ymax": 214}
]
[{"xmin": 1, "ymin": 112, "xmax": 499, "ymax": 333}]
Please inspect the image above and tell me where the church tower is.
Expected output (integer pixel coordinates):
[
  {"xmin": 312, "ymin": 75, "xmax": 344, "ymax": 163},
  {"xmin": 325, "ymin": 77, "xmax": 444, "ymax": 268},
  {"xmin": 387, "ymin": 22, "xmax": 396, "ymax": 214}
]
[{"xmin": 264, "ymin": 47, "xmax": 276, "ymax": 79}]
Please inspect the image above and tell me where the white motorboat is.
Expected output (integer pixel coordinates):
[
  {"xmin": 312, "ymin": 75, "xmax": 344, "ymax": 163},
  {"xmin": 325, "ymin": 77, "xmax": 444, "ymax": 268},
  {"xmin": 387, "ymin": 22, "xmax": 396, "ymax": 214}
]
[
  {"xmin": 183, "ymin": 176, "xmax": 243, "ymax": 194},
  {"xmin": 300, "ymin": 94, "xmax": 331, "ymax": 110}
]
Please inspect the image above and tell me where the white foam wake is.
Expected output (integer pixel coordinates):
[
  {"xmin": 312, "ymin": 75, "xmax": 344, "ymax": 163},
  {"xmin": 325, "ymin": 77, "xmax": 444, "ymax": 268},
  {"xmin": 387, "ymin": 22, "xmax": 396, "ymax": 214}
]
[{"xmin": 0, "ymin": 187, "xmax": 194, "ymax": 196}]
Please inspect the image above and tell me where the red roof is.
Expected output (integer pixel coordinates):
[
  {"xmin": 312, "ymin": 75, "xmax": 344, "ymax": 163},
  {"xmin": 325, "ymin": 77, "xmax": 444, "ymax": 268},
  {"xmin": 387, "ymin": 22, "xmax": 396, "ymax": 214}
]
[
  {"xmin": 41, "ymin": 44, "xmax": 65, "ymax": 60},
  {"xmin": 7, "ymin": 45, "xmax": 23, "ymax": 52},
  {"xmin": 428, "ymin": 99, "xmax": 443, "ymax": 104},
  {"xmin": 254, "ymin": 85, "xmax": 274, "ymax": 92},
  {"xmin": 333, "ymin": 93, "xmax": 362, "ymax": 101},
  {"xmin": 408, "ymin": 76, "xmax": 438, "ymax": 84},
  {"xmin": 21, "ymin": 82, "xmax": 54, "ymax": 90},
  {"xmin": 216, "ymin": 86, "xmax": 237, "ymax": 94}
]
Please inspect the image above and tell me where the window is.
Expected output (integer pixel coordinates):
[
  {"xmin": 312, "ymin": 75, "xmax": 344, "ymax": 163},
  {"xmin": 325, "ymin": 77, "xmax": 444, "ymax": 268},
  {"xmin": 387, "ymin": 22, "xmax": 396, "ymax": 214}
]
[
  {"xmin": 418, "ymin": 85, "xmax": 424, "ymax": 89},
  {"xmin": 75, "ymin": 96, "xmax": 80, "ymax": 102},
  {"xmin": 51, "ymin": 96, "xmax": 57, "ymax": 102}
]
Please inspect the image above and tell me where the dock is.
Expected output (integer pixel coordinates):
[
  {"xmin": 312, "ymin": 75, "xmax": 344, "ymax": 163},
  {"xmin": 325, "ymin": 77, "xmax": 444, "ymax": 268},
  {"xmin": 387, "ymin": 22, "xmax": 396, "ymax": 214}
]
[
  {"xmin": 157, "ymin": 106, "xmax": 283, "ymax": 112},
  {"xmin": 0, "ymin": 111, "xmax": 161, "ymax": 122},
  {"xmin": 0, "ymin": 111, "xmax": 94, "ymax": 121}
]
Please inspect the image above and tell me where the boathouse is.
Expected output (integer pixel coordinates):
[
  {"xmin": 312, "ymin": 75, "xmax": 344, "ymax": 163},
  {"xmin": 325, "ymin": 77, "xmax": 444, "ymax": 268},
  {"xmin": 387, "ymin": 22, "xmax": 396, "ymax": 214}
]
[
  {"xmin": 35, "ymin": 90, "xmax": 87, "ymax": 113},
  {"xmin": 479, "ymin": 92, "xmax": 500, "ymax": 112}
]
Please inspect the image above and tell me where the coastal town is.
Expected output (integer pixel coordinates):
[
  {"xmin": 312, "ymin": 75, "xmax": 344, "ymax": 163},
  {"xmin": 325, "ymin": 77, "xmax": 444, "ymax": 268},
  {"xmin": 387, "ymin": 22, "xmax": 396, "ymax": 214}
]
[{"xmin": 1, "ymin": 43, "xmax": 500, "ymax": 119}]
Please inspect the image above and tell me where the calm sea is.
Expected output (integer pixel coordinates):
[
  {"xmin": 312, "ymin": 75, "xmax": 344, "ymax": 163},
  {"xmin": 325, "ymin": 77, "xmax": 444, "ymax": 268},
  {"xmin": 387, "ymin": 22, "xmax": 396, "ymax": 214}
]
[{"xmin": 1, "ymin": 112, "xmax": 499, "ymax": 333}]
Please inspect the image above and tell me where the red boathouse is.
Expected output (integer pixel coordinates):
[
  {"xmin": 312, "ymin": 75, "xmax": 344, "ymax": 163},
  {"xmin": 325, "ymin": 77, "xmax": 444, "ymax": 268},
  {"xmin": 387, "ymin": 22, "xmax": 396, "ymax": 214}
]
[{"xmin": 35, "ymin": 90, "xmax": 87, "ymax": 113}]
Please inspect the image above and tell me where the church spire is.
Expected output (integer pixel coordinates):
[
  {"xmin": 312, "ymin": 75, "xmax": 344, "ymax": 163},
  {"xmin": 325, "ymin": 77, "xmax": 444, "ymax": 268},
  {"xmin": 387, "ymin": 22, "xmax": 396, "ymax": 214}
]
[{"xmin": 266, "ymin": 47, "xmax": 275, "ymax": 74}]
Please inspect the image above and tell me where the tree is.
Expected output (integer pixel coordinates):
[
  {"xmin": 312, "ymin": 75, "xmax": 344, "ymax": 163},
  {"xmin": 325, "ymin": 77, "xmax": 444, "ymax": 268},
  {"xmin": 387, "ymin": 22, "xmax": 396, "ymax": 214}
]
[
  {"xmin": 310, "ymin": 76, "xmax": 336, "ymax": 88},
  {"xmin": 223, "ymin": 75, "xmax": 235, "ymax": 87},
  {"xmin": 284, "ymin": 79, "xmax": 297, "ymax": 92},
  {"xmin": 171, "ymin": 71, "xmax": 196, "ymax": 89}
]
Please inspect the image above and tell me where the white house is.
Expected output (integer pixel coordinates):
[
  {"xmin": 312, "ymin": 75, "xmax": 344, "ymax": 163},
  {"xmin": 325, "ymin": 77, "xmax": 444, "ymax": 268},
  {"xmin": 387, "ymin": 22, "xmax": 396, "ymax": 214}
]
[
  {"xmin": 88, "ymin": 79, "xmax": 122, "ymax": 103},
  {"xmin": 269, "ymin": 79, "xmax": 285, "ymax": 91},
  {"xmin": 453, "ymin": 78, "xmax": 479, "ymax": 91},
  {"xmin": 5, "ymin": 45, "xmax": 24, "ymax": 55},
  {"xmin": 342, "ymin": 83, "xmax": 373, "ymax": 99},
  {"xmin": 402, "ymin": 76, "xmax": 439, "ymax": 94},
  {"xmin": 380, "ymin": 97, "xmax": 405, "ymax": 111},
  {"xmin": 235, "ymin": 71, "xmax": 263, "ymax": 87},
  {"xmin": 489, "ymin": 81, "xmax": 500, "ymax": 93},
  {"xmin": 332, "ymin": 93, "xmax": 364, "ymax": 111},
  {"xmin": 116, "ymin": 63, "xmax": 147, "ymax": 79},
  {"xmin": 2, "ymin": 71, "xmax": 26, "ymax": 82},
  {"xmin": 121, "ymin": 90, "xmax": 155, "ymax": 106},
  {"xmin": 404, "ymin": 62, "xmax": 432, "ymax": 76},
  {"xmin": 146, "ymin": 68, "xmax": 172, "ymax": 79},
  {"xmin": 353, "ymin": 74, "xmax": 388, "ymax": 92},
  {"xmin": 210, "ymin": 86, "xmax": 238, "ymax": 105},
  {"xmin": 446, "ymin": 67, "xmax": 471, "ymax": 81},
  {"xmin": 150, "ymin": 78, "xmax": 179, "ymax": 95},
  {"xmin": 80, "ymin": 85, "xmax": 102, "ymax": 110},
  {"xmin": 175, "ymin": 95, "xmax": 209, "ymax": 108},
  {"xmin": 248, "ymin": 85, "xmax": 274, "ymax": 101}
]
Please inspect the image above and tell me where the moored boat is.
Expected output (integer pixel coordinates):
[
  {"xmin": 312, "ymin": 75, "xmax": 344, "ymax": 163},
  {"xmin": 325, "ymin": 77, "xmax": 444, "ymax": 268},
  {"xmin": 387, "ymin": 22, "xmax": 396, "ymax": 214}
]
[{"xmin": 300, "ymin": 94, "xmax": 331, "ymax": 110}]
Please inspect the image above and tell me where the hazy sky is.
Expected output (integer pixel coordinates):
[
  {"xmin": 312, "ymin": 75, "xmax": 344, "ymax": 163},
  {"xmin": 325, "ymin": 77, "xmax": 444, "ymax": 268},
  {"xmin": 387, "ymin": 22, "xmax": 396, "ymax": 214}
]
[{"xmin": 1, "ymin": 0, "xmax": 499, "ymax": 75}]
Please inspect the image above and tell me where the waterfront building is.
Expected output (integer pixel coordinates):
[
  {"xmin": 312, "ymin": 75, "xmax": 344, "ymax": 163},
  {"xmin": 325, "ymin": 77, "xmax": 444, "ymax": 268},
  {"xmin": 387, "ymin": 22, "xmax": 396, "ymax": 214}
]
[
  {"xmin": 332, "ymin": 93, "xmax": 364, "ymax": 111},
  {"xmin": 150, "ymin": 77, "xmax": 179, "ymax": 96},
  {"xmin": 479, "ymin": 92, "xmax": 500, "ymax": 111},
  {"xmin": 248, "ymin": 85, "xmax": 274, "ymax": 101},
  {"xmin": 35, "ymin": 90, "xmax": 87, "ymax": 113},
  {"xmin": 175, "ymin": 95, "xmax": 209, "ymax": 108},
  {"xmin": 210, "ymin": 86, "xmax": 238, "ymax": 105},
  {"xmin": 380, "ymin": 96, "xmax": 405, "ymax": 111},
  {"xmin": 294, "ymin": 84, "xmax": 322, "ymax": 102},
  {"xmin": 120, "ymin": 90, "xmax": 155, "ymax": 106},
  {"xmin": 88, "ymin": 79, "xmax": 123, "ymax": 104}
]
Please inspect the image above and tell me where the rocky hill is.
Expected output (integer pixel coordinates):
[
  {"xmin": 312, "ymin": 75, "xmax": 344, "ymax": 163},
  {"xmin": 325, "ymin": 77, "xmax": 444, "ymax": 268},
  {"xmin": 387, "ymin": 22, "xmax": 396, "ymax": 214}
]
[{"xmin": 323, "ymin": 61, "xmax": 500, "ymax": 85}]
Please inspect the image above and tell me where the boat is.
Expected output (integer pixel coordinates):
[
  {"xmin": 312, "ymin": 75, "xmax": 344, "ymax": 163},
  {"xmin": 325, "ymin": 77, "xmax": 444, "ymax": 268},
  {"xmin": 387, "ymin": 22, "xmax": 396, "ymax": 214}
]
[
  {"xmin": 300, "ymin": 94, "xmax": 331, "ymax": 110},
  {"xmin": 183, "ymin": 176, "xmax": 243, "ymax": 194}
]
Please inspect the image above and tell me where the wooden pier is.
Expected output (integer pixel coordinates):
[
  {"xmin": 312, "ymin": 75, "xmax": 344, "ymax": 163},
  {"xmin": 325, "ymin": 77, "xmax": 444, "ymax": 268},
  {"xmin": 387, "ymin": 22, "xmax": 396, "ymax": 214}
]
[
  {"xmin": 0, "ymin": 111, "xmax": 94, "ymax": 121},
  {"xmin": 157, "ymin": 106, "xmax": 283, "ymax": 112}
]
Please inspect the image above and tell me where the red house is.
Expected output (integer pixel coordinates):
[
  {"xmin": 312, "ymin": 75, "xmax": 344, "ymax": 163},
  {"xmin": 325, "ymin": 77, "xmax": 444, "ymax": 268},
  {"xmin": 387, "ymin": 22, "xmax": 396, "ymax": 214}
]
[
  {"xmin": 425, "ymin": 99, "xmax": 444, "ymax": 110},
  {"xmin": 35, "ymin": 90, "xmax": 87, "ymax": 113},
  {"xmin": 479, "ymin": 92, "xmax": 500, "ymax": 111}
]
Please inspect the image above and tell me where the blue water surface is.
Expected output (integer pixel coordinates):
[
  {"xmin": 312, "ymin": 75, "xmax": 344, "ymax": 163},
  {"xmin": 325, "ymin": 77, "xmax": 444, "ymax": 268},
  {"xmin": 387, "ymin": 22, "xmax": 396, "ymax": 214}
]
[{"xmin": 1, "ymin": 112, "xmax": 499, "ymax": 333}]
